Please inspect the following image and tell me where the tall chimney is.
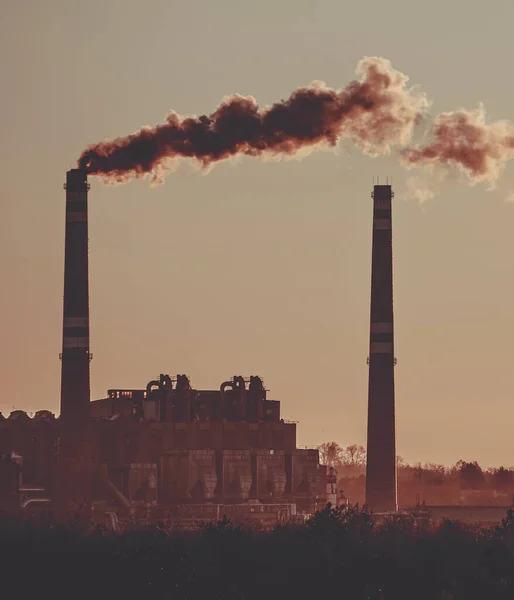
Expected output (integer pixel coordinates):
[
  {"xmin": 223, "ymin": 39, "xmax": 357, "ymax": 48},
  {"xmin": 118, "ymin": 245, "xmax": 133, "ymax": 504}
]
[
  {"xmin": 365, "ymin": 183, "xmax": 398, "ymax": 512},
  {"xmin": 60, "ymin": 169, "xmax": 91, "ymax": 427}
]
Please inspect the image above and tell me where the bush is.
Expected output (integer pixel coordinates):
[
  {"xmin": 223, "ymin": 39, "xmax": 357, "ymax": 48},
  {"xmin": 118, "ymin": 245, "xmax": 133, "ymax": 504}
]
[{"xmin": 1, "ymin": 506, "xmax": 514, "ymax": 599}]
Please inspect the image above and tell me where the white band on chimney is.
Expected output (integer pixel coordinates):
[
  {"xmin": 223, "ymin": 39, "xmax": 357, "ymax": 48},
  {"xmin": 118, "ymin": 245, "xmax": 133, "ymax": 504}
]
[
  {"xmin": 370, "ymin": 342, "xmax": 393, "ymax": 354},
  {"xmin": 63, "ymin": 337, "xmax": 89, "ymax": 348},
  {"xmin": 64, "ymin": 317, "xmax": 89, "ymax": 328},
  {"xmin": 66, "ymin": 191, "xmax": 87, "ymax": 203},
  {"xmin": 371, "ymin": 322, "xmax": 393, "ymax": 333},
  {"xmin": 373, "ymin": 219, "xmax": 391, "ymax": 230},
  {"xmin": 66, "ymin": 212, "xmax": 87, "ymax": 222}
]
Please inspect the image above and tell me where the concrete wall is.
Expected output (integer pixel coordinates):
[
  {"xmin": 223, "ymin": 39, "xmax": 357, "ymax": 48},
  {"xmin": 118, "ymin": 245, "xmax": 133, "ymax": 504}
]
[
  {"xmin": 292, "ymin": 449, "xmax": 324, "ymax": 500},
  {"xmin": 256, "ymin": 449, "xmax": 287, "ymax": 499},
  {"xmin": 0, "ymin": 419, "xmax": 323, "ymax": 510}
]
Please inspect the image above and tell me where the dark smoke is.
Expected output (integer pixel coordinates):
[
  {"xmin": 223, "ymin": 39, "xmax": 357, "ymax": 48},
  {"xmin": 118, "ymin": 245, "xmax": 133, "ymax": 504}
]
[
  {"xmin": 78, "ymin": 57, "xmax": 428, "ymax": 184},
  {"xmin": 78, "ymin": 58, "xmax": 514, "ymax": 186}
]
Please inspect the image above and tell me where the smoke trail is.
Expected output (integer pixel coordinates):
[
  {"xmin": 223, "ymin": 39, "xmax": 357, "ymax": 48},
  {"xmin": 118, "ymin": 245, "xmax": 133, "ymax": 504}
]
[
  {"xmin": 401, "ymin": 105, "xmax": 514, "ymax": 184},
  {"xmin": 405, "ymin": 176, "xmax": 438, "ymax": 205},
  {"xmin": 78, "ymin": 57, "xmax": 429, "ymax": 184},
  {"xmin": 78, "ymin": 58, "xmax": 514, "ymax": 186}
]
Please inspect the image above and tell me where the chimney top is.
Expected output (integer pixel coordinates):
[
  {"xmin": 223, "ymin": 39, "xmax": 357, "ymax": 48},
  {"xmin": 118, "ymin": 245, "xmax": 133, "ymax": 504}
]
[{"xmin": 65, "ymin": 168, "xmax": 88, "ymax": 191}]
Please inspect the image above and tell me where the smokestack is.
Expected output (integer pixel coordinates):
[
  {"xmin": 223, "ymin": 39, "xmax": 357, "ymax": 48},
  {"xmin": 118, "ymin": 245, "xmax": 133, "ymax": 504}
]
[
  {"xmin": 365, "ymin": 183, "xmax": 397, "ymax": 513},
  {"xmin": 60, "ymin": 169, "xmax": 91, "ymax": 427}
]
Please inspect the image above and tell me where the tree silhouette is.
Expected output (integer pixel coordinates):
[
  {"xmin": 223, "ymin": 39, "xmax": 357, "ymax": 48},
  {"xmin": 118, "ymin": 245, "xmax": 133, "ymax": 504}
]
[
  {"xmin": 456, "ymin": 461, "xmax": 486, "ymax": 489},
  {"xmin": 318, "ymin": 442, "xmax": 343, "ymax": 466},
  {"xmin": 1, "ymin": 506, "xmax": 514, "ymax": 598},
  {"xmin": 341, "ymin": 444, "xmax": 366, "ymax": 467},
  {"xmin": 492, "ymin": 466, "xmax": 514, "ymax": 492}
]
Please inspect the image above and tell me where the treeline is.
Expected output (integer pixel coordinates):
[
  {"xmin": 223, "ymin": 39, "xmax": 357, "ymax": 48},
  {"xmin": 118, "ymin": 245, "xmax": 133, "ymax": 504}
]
[
  {"xmin": 319, "ymin": 442, "xmax": 514, "ymax": 506},
  {"xmin": 1, "ymin": 505, "xmax": 514, "ymax": 599}
]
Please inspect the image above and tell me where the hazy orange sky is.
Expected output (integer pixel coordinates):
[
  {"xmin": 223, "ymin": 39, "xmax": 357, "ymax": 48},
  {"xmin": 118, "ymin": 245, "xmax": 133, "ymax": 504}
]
[{"xmin": 2, "ymin": 0, "xmax": 514, "ymax": 468}]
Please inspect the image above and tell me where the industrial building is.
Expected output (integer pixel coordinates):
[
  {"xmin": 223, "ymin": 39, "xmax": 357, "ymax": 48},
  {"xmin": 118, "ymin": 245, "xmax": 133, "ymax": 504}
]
[
  {"xmin": 0, "ymin": 374, "xmax": 326, "ymax": 521},
  {"xmin": 0, "ymin": 169, "xmax": 330, "ymax": 526}
]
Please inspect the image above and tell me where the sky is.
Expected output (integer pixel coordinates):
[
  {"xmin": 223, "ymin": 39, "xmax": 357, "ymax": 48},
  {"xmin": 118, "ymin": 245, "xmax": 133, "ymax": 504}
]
[{"xmin": 2, "ymin": 0, "xmax": 514, "ymax": 468}]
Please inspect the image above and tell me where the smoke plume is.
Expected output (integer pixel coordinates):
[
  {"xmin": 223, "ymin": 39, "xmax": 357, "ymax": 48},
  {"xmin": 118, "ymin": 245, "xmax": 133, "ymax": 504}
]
[
  {"xmin": 78, "ymin": 57, "xmax": 429, "ymax": 184},
  {"xmin": 78, "ymin": 58, "xmax": 514, "ymax": 186},
  {"xmin": 405, "ymin": 176, "xmax": 438, "ymax": 205},
  {"xmin": 402, "ymin": 105, "xmax": 514, "ymax": 184}
]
